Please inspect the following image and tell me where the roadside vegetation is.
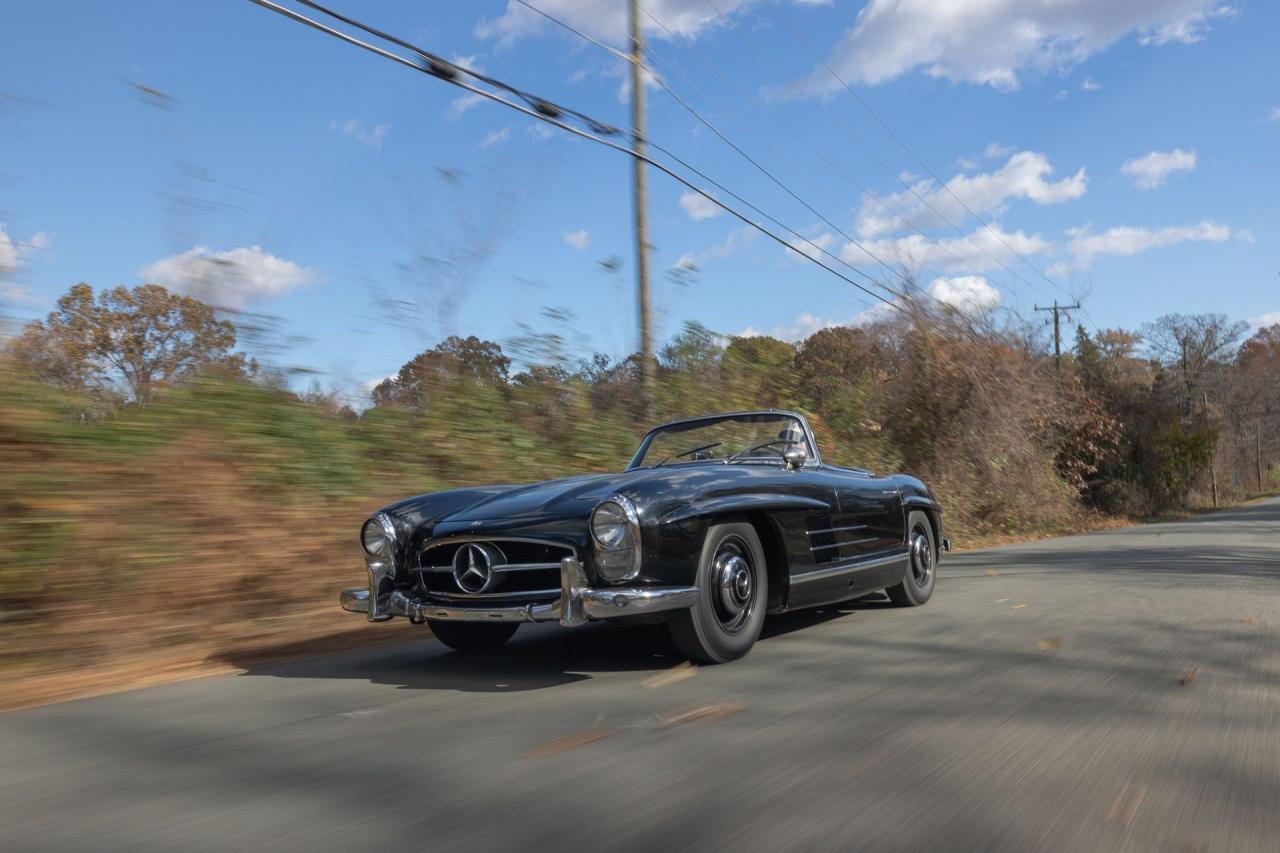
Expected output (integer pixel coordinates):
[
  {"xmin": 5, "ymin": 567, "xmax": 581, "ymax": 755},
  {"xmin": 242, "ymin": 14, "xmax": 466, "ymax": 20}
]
[{"xmin": 2, "ymin": 281, "xmax": 1276, "ymax": 702}]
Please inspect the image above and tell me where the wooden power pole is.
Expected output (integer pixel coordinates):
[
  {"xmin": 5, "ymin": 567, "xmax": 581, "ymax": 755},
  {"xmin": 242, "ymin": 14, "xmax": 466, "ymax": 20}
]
[
  {"xmin": 1035, "ymin": 300, "xmax": 1081, "ymax": 371},
  {"xmin": 1204, "ymin": 391, "xmax": 1218, "ymax": 508},
  {"xmin": 629, "ymin": 0, "xmax": 654, "ymax": 417}
]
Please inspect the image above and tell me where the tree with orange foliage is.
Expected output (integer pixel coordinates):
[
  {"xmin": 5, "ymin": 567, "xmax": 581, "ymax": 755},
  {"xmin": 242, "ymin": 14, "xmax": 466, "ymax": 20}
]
[{"xmin": 10, "ymin": 283, "xmax": 250, "ymax": 403}]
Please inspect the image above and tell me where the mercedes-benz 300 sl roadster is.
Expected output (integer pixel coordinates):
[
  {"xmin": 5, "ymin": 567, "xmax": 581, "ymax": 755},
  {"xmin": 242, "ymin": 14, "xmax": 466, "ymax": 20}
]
[{"xmin": 341, "ymin": 410, "xmax": 949, "ymax": 663}]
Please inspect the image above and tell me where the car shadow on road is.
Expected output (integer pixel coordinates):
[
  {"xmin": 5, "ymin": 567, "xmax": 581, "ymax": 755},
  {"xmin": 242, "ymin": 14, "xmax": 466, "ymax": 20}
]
[{"xmin": 217, "ymin": 595, "xmax": 884, "ymax": 694}]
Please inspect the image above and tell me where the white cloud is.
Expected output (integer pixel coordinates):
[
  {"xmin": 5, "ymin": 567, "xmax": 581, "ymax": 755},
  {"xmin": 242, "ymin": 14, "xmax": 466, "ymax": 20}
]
[
  {"xmin": 476, "ymin": 0, "xmax": 754, "ymax": 48},
  {"xmin": 563, "ymin": 229, "xmax": 591, "ymax": 250},
  {"xmin": 738, "ymin": 275, "xmax": 1001, "ymax": 341},
  {"xmin": 139, "ymin": 245, "xmax": 317, "ymax": 309},
  {"xmin": 1138, "ymin": 3, "xmax": 1236, "ymax": 44},
  {"xmin": 675, "ymin": 226, "xmax": 756, "ymax": 270},
  {"xmin": 795, "ymin": 1, "xmax": 1236, "ymax": 92},
  {"xmin": 0, "ymin": 225, "xmax": 52, "ymax": 279},
  {"xmin": 984, "ymin": 142, "xmax": 1015, "ymax": 159},
  {"xmin": 842, "ymin": 224, "xmax": 1052, "ymax": 274},
  {"xmin": 329, "ymin": 118, "xmax": 390, "ymax": 150},
  {"xmin": 1064, "ymin": 220, "xmax": 1232, "ymax": 269},
  {"xmin": 679, "ymin": 189, "xmax": 723, "ymax": 221},
  {"xmin": 526, "ymin": 123, "xmax": 555, "ymax": 140},
  {"xmin": 1268, "ymin": 107, "xmax": 1280, "ymax": 124},
  {"xmin": 1250, "ymin": 311, "xmax": 1280, "ymax": 331},
  {"xmin": 0, "ymin": 229, "xmax": 18, "ymax": 276},
  {"xmin": 478, "ymin": 127, "xmax": 511, "ymax": 149},
  {"xmin": 1, "ymin": 281, "xmax": 41, "ymax": 307},
  {"xmin": 785, "ymin": 231, "xmax": 837, "ymax": 263},
  {"xmin": 927, "ymin": 275, "xmax": 1002, "ymax": 314},
  {"xmin": 449, "ymin": 93, "xmax": 487, "ymax": 119},
  {"xmin": 1121, "ymin": 148, "xmax": 1197, "ymax": 189},
  {"xmin": 856, "ymin": 150, "xmax": 1085, "ymax": 238},
  {"xmin": 1081, "ymin": 76, "xmax": 1102, "ymax": 91},
  {"xmin": 445, "ymin": 55, "xmax": 489, "ymax": 119},
  {"xmin": 363, "ymin": 374, "xmax": 394, "ymax": 395},
  {"xmin": 738, "ymin": 312, "xmax": 846, "ymax": 342}
]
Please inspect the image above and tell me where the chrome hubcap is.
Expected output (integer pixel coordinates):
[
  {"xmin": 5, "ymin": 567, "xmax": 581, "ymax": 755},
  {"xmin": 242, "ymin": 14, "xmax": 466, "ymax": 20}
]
[
  {"xmin": 910, "ymin": 528, "xmax": 933, "ymax": 586},
  {"xmin": 712, "ymin": 540, "xmax": 756, "ymax": 633},
  {"xmin": 717, "ymin": 554, "xmax": 752, "ymax": 614}
]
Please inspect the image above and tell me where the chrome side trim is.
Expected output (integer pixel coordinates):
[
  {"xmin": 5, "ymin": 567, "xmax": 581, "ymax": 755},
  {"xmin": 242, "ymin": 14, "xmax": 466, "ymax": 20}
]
[
  {"xmin": 807, "ymin": 524, "xmax": 868, "ymax": 536},
  {"xmin": 809, "ymin": 537, "xmax": 878, "ymax": 552},
  {"xmin": 340, "ymin": 557, "xmax": 698, "ymax": 626},
  {"xmin": 790, "ymin": 550, "xmax": 908, "ymax": 585}
]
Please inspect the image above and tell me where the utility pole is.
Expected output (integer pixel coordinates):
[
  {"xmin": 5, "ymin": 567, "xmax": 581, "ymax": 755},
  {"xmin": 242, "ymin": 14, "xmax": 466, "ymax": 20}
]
[
  {"xmin": 1204, "ymin": 391, "xmax": 1218, "ymax": 508},
  {"xmin": 629, "ymin": 0, "xmax": 654, "ymax": 418},
  {"xmin": 1035, "ymin": 300, "xmax": 1081, "ymax": 371},
  {"xmin": 1259, "ymin": 424, "xmax": 1266, "ymax": 494}
]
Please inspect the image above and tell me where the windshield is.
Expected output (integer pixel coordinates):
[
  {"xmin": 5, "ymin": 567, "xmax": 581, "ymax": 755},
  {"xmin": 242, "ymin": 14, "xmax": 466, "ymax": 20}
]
[{"xmin": 630, "ymin": 413, "xmax": 814, "ymax": 469}]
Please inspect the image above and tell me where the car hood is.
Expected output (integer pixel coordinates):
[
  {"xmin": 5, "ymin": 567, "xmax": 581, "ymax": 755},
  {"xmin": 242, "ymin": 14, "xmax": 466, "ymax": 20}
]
[
  {"xmin": 441, "ymin": 469, "xmax": 659, "ymax": 524},
  {"xmin": 382, "ymin": 461, "xmax": 788, "ymax": 541}
]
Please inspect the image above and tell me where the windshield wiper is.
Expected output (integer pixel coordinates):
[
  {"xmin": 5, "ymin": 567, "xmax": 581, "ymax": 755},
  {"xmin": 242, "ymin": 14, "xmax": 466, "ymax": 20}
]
[{"xmin": 653, "ymin": 441, "xmax": 723, "ymax": 467}]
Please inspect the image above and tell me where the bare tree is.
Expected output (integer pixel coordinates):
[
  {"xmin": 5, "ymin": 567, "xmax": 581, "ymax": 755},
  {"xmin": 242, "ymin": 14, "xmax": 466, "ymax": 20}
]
[{"xmin": 1142, "ymin": 313, "xmax": 1247, "ymax": 414}]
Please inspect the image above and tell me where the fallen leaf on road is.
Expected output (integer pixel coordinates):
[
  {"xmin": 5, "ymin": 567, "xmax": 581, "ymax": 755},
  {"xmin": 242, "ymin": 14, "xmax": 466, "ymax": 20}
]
[
  {"xmin": 1178, "ymin": 667, "xmax": 1198, "ymax": 687},
  {"xmin": 986, "ymin": 569, "xmax": 1001, "ymax": 577},
  {"xmin": 1037, "ymin": 637, "xmax": 1062, "ymax": 650},
  {"xmin": 1240, "ymin": 617, "xmax": 1257, "ymax": 625},
  {"xmin": 1105, "ymin": 783, "xmax": 1147, "ymax": 827},
  {"xmin": 661, "ymin": 702, "xmax": 748, "ymax": 727},
  {"xmin": 529, "ymin": 729, "xmax": 611, "ymax": 757},
  {"xmin": 995, "ymin": 598, "xmax": 1009, "ymax": 603},
  {"xmin": 1013, "ymin": 603, "xmax": 1027, "ymax": 610},
  {"xmin": 642, "ymin": 661, "xmax": 697, "ymax": 689}
]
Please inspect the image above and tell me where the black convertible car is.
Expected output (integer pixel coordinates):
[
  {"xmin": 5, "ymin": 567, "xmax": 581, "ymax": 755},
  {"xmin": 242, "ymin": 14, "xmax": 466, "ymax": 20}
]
[{"xmin": 341, "ymin": 410, "xmax": 948, "ymax": 663}]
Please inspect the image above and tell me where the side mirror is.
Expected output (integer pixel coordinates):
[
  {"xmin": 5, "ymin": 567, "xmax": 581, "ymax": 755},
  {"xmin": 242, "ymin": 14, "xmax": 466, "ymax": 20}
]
[{"xmin": 784, "ymin": 447, "xmax": 807, "ymax": 470}]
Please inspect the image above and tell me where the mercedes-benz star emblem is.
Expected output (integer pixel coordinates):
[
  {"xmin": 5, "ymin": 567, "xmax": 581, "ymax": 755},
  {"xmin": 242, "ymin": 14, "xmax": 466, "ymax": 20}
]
[{"xmin": 453, "ymin": 543, "xmax": 497, "ymax": 594}]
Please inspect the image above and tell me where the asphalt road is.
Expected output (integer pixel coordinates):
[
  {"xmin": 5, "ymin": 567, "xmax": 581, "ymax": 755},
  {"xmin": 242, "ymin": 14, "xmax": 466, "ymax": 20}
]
[{"xmin": 3, "ymin": 500, "xmax": 1279, "ymax": 852}]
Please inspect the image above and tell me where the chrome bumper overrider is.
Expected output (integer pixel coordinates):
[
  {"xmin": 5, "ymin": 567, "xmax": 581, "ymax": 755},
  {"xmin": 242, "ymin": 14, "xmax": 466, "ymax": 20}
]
[{"xmin": 340, "ymin": 556, "xmax": 698, "ymax": 627}]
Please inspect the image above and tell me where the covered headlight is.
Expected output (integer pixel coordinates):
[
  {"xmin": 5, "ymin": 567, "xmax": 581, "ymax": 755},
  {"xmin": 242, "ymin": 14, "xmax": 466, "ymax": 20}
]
[
  {"xmin": 361, "ymin": 516, "xmax": 393, "ymax": 556},
  {"xmin": 591, "ymin": 497, "xmax": 641, "ymax": 582}
]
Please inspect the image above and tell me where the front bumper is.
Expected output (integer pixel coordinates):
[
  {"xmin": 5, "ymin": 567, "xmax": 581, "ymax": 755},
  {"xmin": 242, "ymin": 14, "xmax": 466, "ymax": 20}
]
[{"xmin": 340, "ymin": 556, "xmax": 698, "ymax": 628}]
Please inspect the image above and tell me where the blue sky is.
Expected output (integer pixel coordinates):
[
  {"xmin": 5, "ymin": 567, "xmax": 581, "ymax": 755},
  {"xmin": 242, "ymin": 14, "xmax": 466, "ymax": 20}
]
[{"xmin": 2, "ymin": 0, "xmax": 1277, "ymax": 399}]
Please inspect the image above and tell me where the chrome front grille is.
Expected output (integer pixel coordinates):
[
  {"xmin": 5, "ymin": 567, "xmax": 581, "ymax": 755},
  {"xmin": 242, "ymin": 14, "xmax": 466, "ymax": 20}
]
[{"xmin": 416, "ymin": 537, "xmax": 574, "ymax": 604}]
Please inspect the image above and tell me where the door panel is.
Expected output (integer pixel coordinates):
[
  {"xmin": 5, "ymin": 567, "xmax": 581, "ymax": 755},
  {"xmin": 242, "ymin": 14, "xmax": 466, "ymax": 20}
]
[{"xmin": 786, "ymin": 468, "xmax": 907, "ymax": 607}]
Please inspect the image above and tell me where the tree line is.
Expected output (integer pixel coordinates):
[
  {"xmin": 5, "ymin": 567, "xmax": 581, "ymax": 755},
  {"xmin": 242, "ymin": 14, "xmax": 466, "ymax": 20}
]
[{"xmin": 6, "ymin": 282, "xmax": 1276, "ymax": 534}]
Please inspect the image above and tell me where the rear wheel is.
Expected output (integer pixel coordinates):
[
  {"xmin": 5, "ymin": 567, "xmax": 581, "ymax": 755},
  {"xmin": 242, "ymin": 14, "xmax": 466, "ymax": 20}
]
[
  {"xmin": 427, "ymin": 620, "xmax": 519, "ymax": 652},
  {"xmin": 885, "ymin": 511, "xmax": 936, "ymax": 607},
  {"xmin": 667, "ymin": 522, "xmax": 768, "ymax": 664}
]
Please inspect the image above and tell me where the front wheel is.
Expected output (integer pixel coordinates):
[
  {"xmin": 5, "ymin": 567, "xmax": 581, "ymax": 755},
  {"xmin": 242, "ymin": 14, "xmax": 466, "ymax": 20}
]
[
  {"xmin": 667, "ymin": 522, "xmax": 768, "ymax": 664},
  {"xmin": 427, "ymin": 619, "xmax": 519, "ymax": 652},
  {"xmin": 885, "ymin": 511, "xmax": 936, "ymax": 606}
]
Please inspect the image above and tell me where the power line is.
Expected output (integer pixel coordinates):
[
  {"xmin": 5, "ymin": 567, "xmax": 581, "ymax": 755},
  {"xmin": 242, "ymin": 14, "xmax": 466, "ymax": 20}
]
[
  {"xmin": 517, "ymin": 0, "xmax": 1015, "ymax": 327},
  {"xmin": 244, "ymin": 0, "xmax": 906, "ymax": 315},
  {"xmin": 515, "ymin": 0, "xmax": 915, "ymax": 298},
  {"xmin": 760, "ymin": 0, "xmax": 1080, "ymax": 304},
  {"xmin": 701, "ymin": 0, "xmax": 1059, "ymax": 304},
  {"xmin": 616, "ymin": 0, "xmax": 1029, "ymax": 309}
]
